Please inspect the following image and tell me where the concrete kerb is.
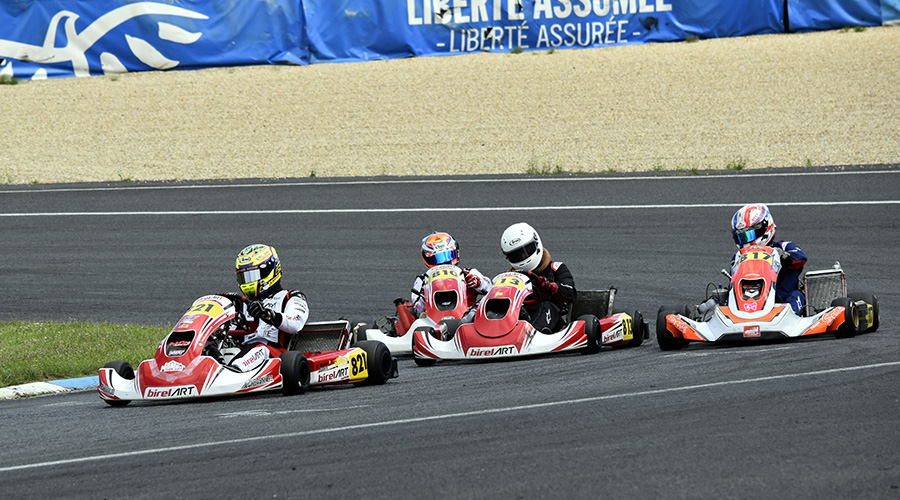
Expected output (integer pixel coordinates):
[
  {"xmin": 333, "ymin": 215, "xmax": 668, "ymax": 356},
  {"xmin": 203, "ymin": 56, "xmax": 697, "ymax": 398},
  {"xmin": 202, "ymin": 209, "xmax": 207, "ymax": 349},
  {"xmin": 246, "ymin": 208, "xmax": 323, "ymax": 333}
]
[{"xmin": 0, "ymin": 376, "xmax": 99, "ymax": 400}]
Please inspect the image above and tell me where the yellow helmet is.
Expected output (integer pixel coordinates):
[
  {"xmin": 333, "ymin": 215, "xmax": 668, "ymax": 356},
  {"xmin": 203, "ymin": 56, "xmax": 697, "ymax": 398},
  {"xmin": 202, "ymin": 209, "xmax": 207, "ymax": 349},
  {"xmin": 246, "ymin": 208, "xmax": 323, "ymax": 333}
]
[{"xmin": 235, "ymin": 244, "xmax": 282, "ymax": 298}]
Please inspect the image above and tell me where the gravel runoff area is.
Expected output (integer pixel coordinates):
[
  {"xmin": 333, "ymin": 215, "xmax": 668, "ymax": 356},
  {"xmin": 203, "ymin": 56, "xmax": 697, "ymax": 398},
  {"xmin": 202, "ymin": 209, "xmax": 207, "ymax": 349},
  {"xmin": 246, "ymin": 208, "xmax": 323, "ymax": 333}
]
[{"xmin": 2, "ymin": 27, "xmax": 898, "ymax": 184}]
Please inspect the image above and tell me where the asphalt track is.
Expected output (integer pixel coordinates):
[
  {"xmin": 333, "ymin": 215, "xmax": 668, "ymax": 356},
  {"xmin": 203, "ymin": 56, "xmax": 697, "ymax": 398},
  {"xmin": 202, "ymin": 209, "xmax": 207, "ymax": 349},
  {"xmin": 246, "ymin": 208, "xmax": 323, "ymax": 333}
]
[{"xmin": 1, "ymin": 166, "xmax": 899, "ymax": 499}]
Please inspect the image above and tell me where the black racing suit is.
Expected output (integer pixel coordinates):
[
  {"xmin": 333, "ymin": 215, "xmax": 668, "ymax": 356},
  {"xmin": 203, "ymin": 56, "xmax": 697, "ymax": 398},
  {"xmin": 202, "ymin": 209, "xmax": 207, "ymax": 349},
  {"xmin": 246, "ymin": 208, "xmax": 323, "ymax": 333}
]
[{"xmin": 523, "ymin": 261, "xmax": 576, "ymax": 333}]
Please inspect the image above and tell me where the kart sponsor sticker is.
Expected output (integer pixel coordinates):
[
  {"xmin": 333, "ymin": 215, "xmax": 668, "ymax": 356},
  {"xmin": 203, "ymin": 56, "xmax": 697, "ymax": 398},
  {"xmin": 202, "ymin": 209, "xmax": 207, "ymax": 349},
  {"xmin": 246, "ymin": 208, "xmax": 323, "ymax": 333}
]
[
  {"xmin": 144, "ymin": 385, "xmax": 196, "ymax": 398},
  {"xmin": 467, "ymin": 345, "xmax": 518, "ymax": 357},
  {"xmin": 241, "ymin": 374, "xmax": 274, "ymax": 390},
  {"xmin": 161, "ymin": 360, "xmax": 185, "ymax": 372},
  {"xmin": 822, "ymin": 307, "xmax": 843, "ymax": 326},
  {"xmin": 603, "ymin": 324, "xmax": 623, "ymax": 344},
  {"xmin": 743, "ymin": 325, "xmax": 761, "ymax": 338},
  {"xmin": 743, "ymin": 302, "xmax": 759, "ymax": 312},
  {"xmin": 316, "ymin": 364, "xmax": 350, "ymax": 383},
  {"xmin": 98, "ymin": 383, "xmax": 115, "ymax": 396}
]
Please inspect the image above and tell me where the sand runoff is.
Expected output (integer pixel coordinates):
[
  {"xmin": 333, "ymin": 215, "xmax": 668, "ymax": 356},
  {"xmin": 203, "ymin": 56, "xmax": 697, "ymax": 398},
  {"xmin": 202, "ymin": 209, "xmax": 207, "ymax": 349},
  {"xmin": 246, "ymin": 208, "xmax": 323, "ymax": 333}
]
[{"xmin": 2, "ymin": 27, "xmax": 898, "ymax": 184}]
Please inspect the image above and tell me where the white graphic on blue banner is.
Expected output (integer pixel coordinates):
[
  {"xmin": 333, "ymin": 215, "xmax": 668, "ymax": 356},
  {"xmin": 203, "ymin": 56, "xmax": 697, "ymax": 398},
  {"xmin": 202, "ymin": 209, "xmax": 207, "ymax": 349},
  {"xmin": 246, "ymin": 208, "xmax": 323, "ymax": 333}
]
[{"xmin": 0, "ymin": 2, "xmax": 207, "ymax": 80}]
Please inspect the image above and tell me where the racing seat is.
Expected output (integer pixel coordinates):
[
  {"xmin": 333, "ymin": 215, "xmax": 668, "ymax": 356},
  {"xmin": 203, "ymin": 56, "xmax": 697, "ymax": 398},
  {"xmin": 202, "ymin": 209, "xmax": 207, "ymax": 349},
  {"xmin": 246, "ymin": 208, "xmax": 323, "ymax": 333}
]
[
  {"xmin": 286, "ymin": 320, "xmax": 353, "ymax": 352},
  {"xmin": 567, "ymin": 288, "xmax": 616, "ymax": 322}
]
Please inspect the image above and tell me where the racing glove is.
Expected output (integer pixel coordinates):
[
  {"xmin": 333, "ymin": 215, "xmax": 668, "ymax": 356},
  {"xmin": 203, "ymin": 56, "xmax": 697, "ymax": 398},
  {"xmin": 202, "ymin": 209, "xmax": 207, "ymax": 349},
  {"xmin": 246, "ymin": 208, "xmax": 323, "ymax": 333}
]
[
  {"xmin": 774, "ymin": 247, "xmax": 793, "ymax": 264},
  {"xmin": 464, "ymin": 271, "xmax": 482, "ymax": 290},
  {"xmin": 526, "ymin": 272, "xmax": 559, "ymax": 295},
  {"xmin": 248, "ymin": 301, "xmax": 282, "ymax": 327}
]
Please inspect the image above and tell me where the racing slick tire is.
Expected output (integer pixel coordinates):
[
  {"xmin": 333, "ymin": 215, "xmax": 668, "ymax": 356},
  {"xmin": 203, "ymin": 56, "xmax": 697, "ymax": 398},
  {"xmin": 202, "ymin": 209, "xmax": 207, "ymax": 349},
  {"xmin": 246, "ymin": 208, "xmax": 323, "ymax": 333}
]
[
  {"xmin": 848, "ymin": 292, "xmax": 879, "ymax": 333},
  {"xmin": 102, "ymin": 361, "xmax": 134, "ymax": 407},
  {"xmin": 354, "ymin": 340, "xmax": 395, "ymax": 385},
  {"xmin": 831, "ymin": 297, "xmax": 860, "ymax": 338},
  {"xmin": 657, "ymin": 305, "xmax": 689, "ymax": 351},
  {"xmin": 280, "ymin": 351, "xmax": 311, "ymax": 395},
  {"xmin": 577, "ymin": 314, "xmax": 601, "ymax": 354}
]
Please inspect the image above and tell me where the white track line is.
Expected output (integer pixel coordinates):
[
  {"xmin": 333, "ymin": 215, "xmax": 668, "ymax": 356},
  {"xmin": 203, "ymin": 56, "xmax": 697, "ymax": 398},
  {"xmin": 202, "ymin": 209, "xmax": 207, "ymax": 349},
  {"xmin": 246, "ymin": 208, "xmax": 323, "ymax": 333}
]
[
  {"xmin": 1, "ymin": 360, "xmax": 897, "ymax": 473},
  {"xmin": 1, "ymin": 200, "xmax": 898, "ymax": 218},
  {"xmin": 0, "ymin": 169, "xmax": 897, "ymax": 195}
]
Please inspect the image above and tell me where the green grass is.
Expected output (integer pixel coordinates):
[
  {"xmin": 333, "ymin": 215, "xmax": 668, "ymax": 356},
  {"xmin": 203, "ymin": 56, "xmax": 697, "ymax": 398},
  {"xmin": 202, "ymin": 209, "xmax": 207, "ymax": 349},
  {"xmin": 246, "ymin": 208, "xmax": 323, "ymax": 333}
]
[
  {"xmin": 0, "ymin": 321, "xmax": 166, "ymax": 387},
  {"xmin": 726, "ymin": 158, "xmax": 746, "ymax": 170},
  {"xmin": 685, "ymin": 35, "xmax": 699, "ymax": 43},
  {"xmin": 510, "ymin": 46, "xmax": 523, "ymax": 54},
  {"xmin": 525, "ymin": 159, "xmax": 564, "ymax": 175},
  {"xmin": 0, "ymin": 74, "xmax": 18, "ymax": 85}
]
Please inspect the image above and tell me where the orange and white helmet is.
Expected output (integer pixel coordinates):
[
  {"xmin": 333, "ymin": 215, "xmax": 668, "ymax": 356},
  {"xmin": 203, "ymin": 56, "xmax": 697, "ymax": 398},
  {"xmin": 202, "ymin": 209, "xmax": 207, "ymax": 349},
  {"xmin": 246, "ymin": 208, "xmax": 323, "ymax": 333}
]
[
  {"xmin": 235, "ymin": 244, "xmax": 282, "ymax": 298},
  {"xmin": 731, "ymin": 204, "xmax": 776, "ymax": 248},
  {"xmin": 421, "ymin": 232, "xmax": 459, "ymax": 267}
]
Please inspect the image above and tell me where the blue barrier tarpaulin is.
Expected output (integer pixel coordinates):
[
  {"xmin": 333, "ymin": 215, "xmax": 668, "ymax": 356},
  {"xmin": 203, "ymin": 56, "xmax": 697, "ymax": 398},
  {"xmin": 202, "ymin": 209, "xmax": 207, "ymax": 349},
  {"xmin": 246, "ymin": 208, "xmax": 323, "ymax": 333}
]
[{"xmin": 0, "ymin": 0, "xmax": 308, "ymax": 80}]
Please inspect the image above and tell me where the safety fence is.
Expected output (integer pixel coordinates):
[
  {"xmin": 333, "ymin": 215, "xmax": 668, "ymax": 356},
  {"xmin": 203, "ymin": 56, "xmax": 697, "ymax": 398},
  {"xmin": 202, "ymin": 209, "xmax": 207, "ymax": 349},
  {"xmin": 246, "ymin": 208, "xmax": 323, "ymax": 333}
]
[{"xmin": 1, "ymin": 0, "xmax": 897, "ymax": 80}]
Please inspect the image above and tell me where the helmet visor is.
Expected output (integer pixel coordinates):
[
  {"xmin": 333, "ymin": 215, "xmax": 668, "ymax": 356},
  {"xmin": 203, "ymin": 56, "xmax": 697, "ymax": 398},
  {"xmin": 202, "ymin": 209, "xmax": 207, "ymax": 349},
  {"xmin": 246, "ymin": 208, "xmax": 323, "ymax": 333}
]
[
  {"xmin": 424, "ymin": 249, "xmax": 458, "ymax": 267},
  {"xmin": 503, "ymin": 241, "xmax": 538, "ymax": 264},
  {"xmin": 735, "ymin": 228, "xmax": 759, "ymax": 245},
  {"xmin": 237, "ymin": 268, "xmax": 261, "ymax": 285}
]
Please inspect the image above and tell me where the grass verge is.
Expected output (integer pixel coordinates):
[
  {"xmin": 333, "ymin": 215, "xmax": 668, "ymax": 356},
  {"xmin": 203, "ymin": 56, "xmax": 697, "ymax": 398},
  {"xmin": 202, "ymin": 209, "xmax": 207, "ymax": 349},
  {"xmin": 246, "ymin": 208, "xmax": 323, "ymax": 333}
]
[{"xmin": 0, "ymin": 321, "xmax": 166, "ymax": 387}]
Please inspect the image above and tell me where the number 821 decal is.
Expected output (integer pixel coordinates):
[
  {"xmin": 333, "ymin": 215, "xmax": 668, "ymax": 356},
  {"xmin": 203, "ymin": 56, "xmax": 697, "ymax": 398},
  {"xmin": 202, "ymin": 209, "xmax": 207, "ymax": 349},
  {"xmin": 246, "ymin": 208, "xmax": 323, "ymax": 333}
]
[{"xmin": 349, "ymin": 350, "xmax": 368, "ymax": 380}]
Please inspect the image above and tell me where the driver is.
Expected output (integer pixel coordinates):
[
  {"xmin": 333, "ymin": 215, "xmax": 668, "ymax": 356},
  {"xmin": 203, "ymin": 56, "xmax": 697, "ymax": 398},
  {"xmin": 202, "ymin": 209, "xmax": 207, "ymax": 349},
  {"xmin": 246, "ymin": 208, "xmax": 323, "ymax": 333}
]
[
  {"xmin": 731, "ymin": 204, "xmax": 808, "ymax": 313},
  {"xmin": 408, "ymin": 231, "xmax": 490, "ymax": 316},
  {"xmin": 500, "ymin": 222, "xmax": 576, "ymax": 334},
  {"xmin": 220, "ymin": 244, "xmax": 310, "ymax": 372}
]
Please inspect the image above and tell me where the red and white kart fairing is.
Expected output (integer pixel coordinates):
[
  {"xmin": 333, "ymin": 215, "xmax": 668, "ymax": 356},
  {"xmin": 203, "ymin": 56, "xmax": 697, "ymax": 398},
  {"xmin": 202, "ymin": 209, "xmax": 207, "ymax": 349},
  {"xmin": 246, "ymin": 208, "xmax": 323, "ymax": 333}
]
[
  {"xmin": 98, "ymin": 295, "xmax": 397, "ymax": 406},
  {"xmin": 656, "ymin": 245, "xmax": 880, "ymax": 350},
  {"xmin": 412, "ymin": 272, "xmax": 645, "ymax": 365},
  {"xmin": 360, "ymin": 264, "xmax": 471, "ymax": 354}
]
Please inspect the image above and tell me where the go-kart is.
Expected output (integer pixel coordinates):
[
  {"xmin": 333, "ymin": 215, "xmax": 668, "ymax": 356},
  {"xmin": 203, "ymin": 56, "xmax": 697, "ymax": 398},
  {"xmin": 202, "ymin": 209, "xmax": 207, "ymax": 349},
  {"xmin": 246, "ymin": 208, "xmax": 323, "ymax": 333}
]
[
  {"xmin": 656, "ymin": 245, "xmax": 880, "ymax": 350},
  {"xmin": 358, "ymin": 264, "xmax": 471, "ymax": 354},
  {"xmin": 412, "ymin": 271, "xmax": 648, "ymax": 365},
  {"xmin": 98, "ymin": 294, "xmax": 398, "ymax": 406}
]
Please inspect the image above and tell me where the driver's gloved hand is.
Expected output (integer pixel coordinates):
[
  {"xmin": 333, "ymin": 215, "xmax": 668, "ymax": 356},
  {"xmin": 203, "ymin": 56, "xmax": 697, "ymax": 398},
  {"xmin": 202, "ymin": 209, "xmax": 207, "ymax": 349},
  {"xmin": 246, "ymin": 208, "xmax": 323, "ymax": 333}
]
[
  {"xmin": 248, "ymin": 301, "xmax": 282, "ymax": 326},
  {"xmin": 774, "ymin": 247, "xmax": 792, "ymax": 263}
]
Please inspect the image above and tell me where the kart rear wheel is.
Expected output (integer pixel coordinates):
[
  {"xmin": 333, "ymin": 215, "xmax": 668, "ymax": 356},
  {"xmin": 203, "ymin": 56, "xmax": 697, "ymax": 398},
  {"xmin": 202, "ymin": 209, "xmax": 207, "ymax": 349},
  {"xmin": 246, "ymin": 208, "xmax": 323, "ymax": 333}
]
[
  {"xmin": 831, "ymin": 297, "xmax": 859, "ymax": 338},
  {"xmin": 280, "ymin": 351, "xmax": 311, "ymax": 395},
  {"xmin": 577, "ymin": 315, "xmax": 601, "ymax": 354},
  {"xmin": 102, "ymin": 361, "xmax": 134, "ymax": 407},
  {"xmin": 657, "ymin": 305, "xmax": 688, "ymax": 351},
  {"xmin": 848, "ymin": 292, "xmax": 879, "ymax": 333},
  {"xmin": 354, "ymin": 340, "xmax": 395, "ymax": 385}
]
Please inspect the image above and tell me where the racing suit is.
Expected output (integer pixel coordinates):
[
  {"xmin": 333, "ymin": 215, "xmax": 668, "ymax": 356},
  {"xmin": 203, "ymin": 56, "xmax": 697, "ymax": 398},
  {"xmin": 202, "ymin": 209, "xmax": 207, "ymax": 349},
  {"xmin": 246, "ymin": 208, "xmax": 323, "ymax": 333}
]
[
  {"xmin": 410, "ymin": 267, "xmax": 491, "ymax": 317},
  {"xmin": 522, "ymin": 251, "xmax": 576, "ymax": 333},
  {"xmin": 731, "ymin": 240, "xmax": 807, "ymax": 313},
  {"xmin": 229, "ymin": 288, "xmax": 310, "ymax": 372}
]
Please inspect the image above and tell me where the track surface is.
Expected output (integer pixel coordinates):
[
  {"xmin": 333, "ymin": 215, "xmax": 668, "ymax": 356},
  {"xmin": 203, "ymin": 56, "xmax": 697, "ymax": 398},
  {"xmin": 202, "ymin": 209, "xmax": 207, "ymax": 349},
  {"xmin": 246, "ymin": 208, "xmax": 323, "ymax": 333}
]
[{"xmin": 1, "ymin": 166, "xmax": 899, "ymax": 499}]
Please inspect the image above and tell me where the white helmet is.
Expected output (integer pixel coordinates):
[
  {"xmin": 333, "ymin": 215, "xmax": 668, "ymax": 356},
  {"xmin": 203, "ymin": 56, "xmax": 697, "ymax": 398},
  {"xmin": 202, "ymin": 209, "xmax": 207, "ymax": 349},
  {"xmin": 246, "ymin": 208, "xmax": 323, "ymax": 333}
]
[{"xmin": 501, "ymin": 223, "xmax": 544, "ymax": 272}]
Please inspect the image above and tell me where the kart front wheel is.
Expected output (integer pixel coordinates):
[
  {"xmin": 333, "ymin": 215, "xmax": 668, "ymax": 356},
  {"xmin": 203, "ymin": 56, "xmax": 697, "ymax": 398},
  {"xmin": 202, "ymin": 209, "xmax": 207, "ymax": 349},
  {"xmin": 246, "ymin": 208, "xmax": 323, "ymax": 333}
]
[
  {"xmin": 577, "ymin": 314, "xmax": 601, "ymax": 354},
  {"xmin": 847, "ymin": 292, "xmax": 879, "ymax": 333},
  {"xmin": 831, "ymin": 297, "xmax": 859, "ymax": 338},
  {"xmin": 354, "ymin": 340, "xmax": 395, "ymax": 385},
  {"xmin": 657, "ymin": 305, "xmax": 688, "ymax": 351},
  {"xmin": 102, "ymin": 361, "xmax": 134, "ymax": 407},
  {"xmin": 280, "ymin": 351, "xmax": 311, "ymax": 395}
]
